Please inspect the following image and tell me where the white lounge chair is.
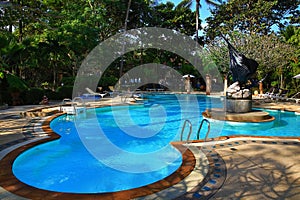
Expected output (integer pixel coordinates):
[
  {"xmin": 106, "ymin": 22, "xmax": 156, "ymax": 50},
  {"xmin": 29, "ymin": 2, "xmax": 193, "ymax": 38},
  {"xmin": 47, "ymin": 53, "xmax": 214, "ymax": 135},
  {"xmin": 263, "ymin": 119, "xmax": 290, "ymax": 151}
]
[
  {"xmin": 85, "ymin": 87, "xmax": 107, "ymax": 99},
  {"xmin": 271, "ymin": 89, "xmax": 289, "ymax": 101},
  {"xmin": 287, "ymin": 92, "xmax": 300, "ymax": 104},
  {"xmin": 108, "ymin": 86, "xmax": 121, "ymax": 97},
  {"xmin": 263, "ymin": 87, "xmax": 277, "ymax": 99}
]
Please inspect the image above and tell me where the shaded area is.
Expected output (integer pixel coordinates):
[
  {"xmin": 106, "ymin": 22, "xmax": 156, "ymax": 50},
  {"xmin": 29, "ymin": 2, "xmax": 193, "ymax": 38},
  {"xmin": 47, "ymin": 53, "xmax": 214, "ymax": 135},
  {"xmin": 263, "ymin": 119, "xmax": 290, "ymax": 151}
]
[{"xmin": 212, "ymin": 142, "xmax": 300, "ymax": 200}]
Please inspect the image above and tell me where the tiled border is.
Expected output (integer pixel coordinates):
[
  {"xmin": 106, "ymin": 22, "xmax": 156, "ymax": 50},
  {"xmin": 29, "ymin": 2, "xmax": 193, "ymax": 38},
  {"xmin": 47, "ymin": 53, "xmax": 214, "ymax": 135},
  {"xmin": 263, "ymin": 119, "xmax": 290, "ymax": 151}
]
[
  {"xmin": 175, "ymin": 147, "xmax": 227, "ymax": 200},
  {"xmin": 0, "ymin": 114, "xmax": 199, "ymax": 200}
]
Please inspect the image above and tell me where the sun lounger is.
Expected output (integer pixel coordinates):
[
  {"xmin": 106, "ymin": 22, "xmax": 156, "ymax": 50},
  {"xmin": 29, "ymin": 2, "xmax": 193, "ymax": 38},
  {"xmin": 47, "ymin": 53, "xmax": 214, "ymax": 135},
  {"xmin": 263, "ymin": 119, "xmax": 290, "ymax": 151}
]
[
  {"xmin": 262, "ymin": 87, "xmax": 277, "ymax": 99},
  {"xmin": 85, "ymin": 87, "xmax": 107, "ymax": 99},
  {"xmin": 271, "ymin": 89, "xmax": 289, "ymax": 101},
  {"xmin": 287, "ymin": 92, "xmax": 300, "ymax": 104},
  {"xmin": 108, "ymin": 86, "xmax": 121, "ymax": 97}
]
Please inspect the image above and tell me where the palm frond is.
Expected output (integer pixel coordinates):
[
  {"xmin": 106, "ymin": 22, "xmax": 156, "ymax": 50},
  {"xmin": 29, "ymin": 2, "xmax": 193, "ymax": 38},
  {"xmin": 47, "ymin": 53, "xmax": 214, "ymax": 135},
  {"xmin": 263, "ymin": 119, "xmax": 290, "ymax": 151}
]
[
  {"xmin": 176, "ymin": 0, "xmax": 193, "ymax": 10},
  {"xmin": 204, "ymin": 0, "xmax": 221, "ymax": 7}
]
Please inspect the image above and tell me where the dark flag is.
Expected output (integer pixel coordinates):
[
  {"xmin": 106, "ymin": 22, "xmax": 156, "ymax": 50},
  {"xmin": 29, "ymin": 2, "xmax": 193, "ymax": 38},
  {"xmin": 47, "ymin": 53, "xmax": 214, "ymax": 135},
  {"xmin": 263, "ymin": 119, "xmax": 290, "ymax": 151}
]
[{"xmin": 221, "ymin": 35, "xmax": 258, "ymax": 84}]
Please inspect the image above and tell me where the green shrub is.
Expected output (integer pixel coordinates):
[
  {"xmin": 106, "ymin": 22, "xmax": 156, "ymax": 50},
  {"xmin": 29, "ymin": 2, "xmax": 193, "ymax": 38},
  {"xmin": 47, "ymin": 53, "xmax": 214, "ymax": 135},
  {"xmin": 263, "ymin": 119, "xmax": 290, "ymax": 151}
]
[
  {"xmin": 7, "ymin": 73, "xmax": 29, "ymax": 92},
  {"xmin": 61, "ymin": 77, "xmax": 75, "ymax": 86},
  {"xmin": 44, "ymin": 89, "xmax": 60, "ymax": 100},
  {"xmin": 98, "ymin": 76, "xmax": 118, "ymax": 87},
  {"xmin": 56, "ymin": 86, "xmax": 73, "ymax": 99},
  {"xmin": 25, "ymin": 88, "xmax": 44, "ymax": 104},
  {"xmin": 0, "ymin": 90, "xmax": 10, "ymax": 105}
]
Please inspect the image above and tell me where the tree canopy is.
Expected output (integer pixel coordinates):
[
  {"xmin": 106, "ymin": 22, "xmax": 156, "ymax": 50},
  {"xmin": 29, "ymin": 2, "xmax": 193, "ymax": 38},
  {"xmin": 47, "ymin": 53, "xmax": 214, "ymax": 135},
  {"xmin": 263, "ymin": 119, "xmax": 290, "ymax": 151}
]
[
  {"xmin": 205, "ymin": 0, "xmax": 300, "ymax": 38},
  {"xmin": 0, "ymin": 0, "xmax": 299, "ymax": 103}
]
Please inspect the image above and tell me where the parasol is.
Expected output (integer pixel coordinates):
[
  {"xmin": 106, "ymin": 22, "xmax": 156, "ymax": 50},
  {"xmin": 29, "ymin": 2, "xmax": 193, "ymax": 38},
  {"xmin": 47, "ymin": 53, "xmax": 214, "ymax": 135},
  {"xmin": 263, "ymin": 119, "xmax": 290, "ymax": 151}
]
[
  {"xmin": 182, "ymin": 74, "xmax": 195, "ymax": 78},
  {"xmin": 293, "ymin": 74, "xmax": 300, "ymax": 79}
]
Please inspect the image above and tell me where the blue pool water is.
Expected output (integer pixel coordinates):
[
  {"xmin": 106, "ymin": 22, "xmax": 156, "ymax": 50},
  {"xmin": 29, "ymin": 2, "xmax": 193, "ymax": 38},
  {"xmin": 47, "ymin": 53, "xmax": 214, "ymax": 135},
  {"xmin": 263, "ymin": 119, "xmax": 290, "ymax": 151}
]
[{"xmin": 13, "ymin": 94, "xmax": 300, "ymax": 193}]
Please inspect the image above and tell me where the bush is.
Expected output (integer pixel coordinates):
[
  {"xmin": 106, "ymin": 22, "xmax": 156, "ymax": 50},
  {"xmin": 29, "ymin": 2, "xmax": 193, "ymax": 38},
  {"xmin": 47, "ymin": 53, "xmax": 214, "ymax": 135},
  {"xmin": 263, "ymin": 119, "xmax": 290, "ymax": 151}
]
[
  {"xmin": 7, "ymin": 73, "xmax": 29, "ymax": 92},
  {"xmin": 56, "ymin": 86, "xmax": 73, "ymax": 99},
  {"xmin": 25, "ymin": 88, "xmax": 44, "ymax": 104},
  {"xmin": 0, "ymin": 90, "xmax": 10, "ymax": 105},
  {"xmin": 44, "ymin": 89, "xmax": 60, "ymax": 100},
  {"xmin": 61, "ymin": 77, "xmax": 75, "ymax": 86},
  {"xmin": 98, "ymin": 76, "xmax": 118, "ymax": 87}
]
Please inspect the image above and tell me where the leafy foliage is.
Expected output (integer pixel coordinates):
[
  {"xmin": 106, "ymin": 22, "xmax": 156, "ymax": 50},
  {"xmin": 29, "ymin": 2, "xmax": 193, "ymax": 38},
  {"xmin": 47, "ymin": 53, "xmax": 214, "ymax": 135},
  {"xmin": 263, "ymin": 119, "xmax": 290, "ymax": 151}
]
[
  {"xmin": 205, "ymin": 0, "xmax": 300, "ymax": 39},
  {"xmin": 0, "ymin": 0, "xmax": 299, "ymax": 101},
  {"xmin": 25, "ymin": 87, "xmax": 44, "ymax": 105},
  {"xmin": 6, "ymin": 73, "xmax": 29, "ymax": 91}
]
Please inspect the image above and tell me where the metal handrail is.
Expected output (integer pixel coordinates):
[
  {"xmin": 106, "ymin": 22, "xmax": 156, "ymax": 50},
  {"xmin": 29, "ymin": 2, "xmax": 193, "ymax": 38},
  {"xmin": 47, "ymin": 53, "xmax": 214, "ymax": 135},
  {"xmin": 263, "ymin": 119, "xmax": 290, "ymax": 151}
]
[
  {"xmin": 72, "ymin": 97, "xmax": 85, "ymax": 105},
  {"xmin": 180, "ymin": 119, "xmax": 193, "ymax": 142},
  {"xmin": 121, "ymin": 95, "xmax": 128, "ymax": 103},
  {"xmin": 72, "ymin": 97, "xmax": 86, "ymax": 115},
  {"xmin": 197, "ymin": 119, "xmax": 210, "ymax": 141}
]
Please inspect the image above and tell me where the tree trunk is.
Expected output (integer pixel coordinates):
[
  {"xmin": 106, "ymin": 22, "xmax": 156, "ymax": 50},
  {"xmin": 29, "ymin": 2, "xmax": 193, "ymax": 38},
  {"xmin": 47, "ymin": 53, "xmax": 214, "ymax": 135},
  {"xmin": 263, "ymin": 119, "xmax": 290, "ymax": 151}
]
[
  {"xmin": 119, "ymin": 0, "xmax": 132, "ymax": 78},
  {"xmin": 53, "ymin": 64, "xmax": 56, "ymax": 88},
  {"xmin": 18, "ymin": 0, "xmax": 24, "ymax": 42},
  {"xmin": 196, "ymin": 0, "xmax": 200, "ymax": 43}
]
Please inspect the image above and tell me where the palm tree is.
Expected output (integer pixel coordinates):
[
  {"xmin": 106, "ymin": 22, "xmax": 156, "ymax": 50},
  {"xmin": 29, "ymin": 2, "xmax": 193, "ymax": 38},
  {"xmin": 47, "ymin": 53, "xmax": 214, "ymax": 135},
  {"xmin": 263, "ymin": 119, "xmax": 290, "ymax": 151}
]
[
  {"xmin": 194, "ymin": 0, "xmax": 220, "ymax": 44},
  {"xmin": 193, "ymin": 0, "xmax": 220, "ymax": 94}
]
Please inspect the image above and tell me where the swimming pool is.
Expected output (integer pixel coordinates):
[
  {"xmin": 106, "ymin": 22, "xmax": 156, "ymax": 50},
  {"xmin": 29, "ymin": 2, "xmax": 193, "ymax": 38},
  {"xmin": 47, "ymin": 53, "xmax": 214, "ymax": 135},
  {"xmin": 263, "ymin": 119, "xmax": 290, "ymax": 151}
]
[{"xmin": 12, "ymin": 94, "xmax": 300, "ymax": 194}]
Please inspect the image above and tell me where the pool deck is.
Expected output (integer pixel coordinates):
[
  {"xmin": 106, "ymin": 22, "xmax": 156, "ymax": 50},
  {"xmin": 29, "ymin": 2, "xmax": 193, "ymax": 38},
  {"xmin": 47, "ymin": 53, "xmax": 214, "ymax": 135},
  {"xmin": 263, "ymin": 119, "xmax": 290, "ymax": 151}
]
[{"xmin": 1, "ymin": 99, "xmax": 300, "ymax": 199}]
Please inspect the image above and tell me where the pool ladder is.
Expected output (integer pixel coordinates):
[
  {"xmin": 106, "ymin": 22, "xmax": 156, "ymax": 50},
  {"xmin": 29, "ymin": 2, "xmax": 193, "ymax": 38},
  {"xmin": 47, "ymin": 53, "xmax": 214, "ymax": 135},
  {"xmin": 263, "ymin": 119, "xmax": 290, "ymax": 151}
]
[
  {"xmin": 180, "ymin": 119, "xmax": 210, "ymax": 143},
  {"xmin": 60, "ymin": 97, "xmax": 86, "ymax": 115},
  {"xmin": 72, "ymin": 97, "xmax": 86, "ymax": 115}
]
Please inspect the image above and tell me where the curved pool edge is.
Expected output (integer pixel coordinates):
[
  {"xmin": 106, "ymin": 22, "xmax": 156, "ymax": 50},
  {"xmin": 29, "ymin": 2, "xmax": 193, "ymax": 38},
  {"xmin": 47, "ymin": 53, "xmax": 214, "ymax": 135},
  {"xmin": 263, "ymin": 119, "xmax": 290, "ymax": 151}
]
[{"xmin": 0, "ymin": 113, "xmax": 203, "ymax": 200}]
